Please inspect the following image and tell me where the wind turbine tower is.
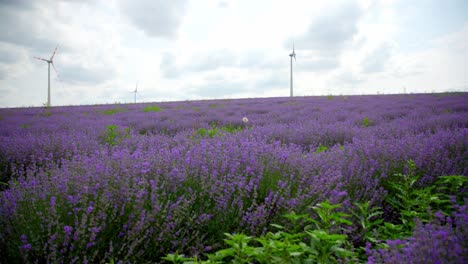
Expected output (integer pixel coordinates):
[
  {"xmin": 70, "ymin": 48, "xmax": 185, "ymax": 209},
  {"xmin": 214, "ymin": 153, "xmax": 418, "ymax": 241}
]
[
  {"xmin": 289, "ymin": 42, "xmax": 296, "ymax": 97},
  {"xmin": 131, "ymin": 81, "xmax": 138, "ymax": 104},
  {"xmin": 34, "ymin": 45, "xmax": 59, "ymax": 107}
]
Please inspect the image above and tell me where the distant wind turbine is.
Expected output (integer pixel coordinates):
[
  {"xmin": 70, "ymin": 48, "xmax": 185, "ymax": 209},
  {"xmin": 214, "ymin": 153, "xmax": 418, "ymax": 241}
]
[
  {"xmin": 131, "ymin": 81, "xmax": 138, "ymax": 103},
  {"xmin": 289, "ymin": 42, "xmax": 296, "ymax": 97},
  {"xmin": 34, "ymin": 45, "xmax": 60, "ymax": 107}
]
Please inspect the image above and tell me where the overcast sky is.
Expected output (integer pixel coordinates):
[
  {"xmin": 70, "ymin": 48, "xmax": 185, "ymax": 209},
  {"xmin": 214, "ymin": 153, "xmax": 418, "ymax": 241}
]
[{"xmin": 0, "ymin": 0, "xmax": 467, "ymax": 107}]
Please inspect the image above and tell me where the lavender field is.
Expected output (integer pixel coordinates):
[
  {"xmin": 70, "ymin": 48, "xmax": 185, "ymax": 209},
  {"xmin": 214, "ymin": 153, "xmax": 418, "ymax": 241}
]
[{"xmin": 0, "ymin": 93, "xmax": 467, "ymax": 263}]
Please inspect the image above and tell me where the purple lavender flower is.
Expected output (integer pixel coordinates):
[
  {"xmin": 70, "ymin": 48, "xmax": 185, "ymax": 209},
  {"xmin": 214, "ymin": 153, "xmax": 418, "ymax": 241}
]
[
  {"xmin": 64, "ymin": 225, "xmax": 73, "ymax": 236},
  {"xmin": 19, "ymin": 243, "xmax": 32, "ymax": 252},
  {"xmin": 50, "ymin": 196, "xmax": 56, "ymax": 207},
  {"xmin": 20, "ymin": 234, "xmax": 28, "ymax": 244}
]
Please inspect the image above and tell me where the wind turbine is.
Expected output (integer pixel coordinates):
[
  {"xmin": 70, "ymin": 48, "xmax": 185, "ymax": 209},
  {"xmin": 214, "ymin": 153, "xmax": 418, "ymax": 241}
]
[
  {"xmin": 289, "ymin": 42, "xmax": 296, "ymax": 97},
  {"xmin": 34, "ymin": 45, "xmax": 59, "ymax": 107},
  {"xmin": 131, "ymin": 81, "xmax": 138, "ymax": 103}
]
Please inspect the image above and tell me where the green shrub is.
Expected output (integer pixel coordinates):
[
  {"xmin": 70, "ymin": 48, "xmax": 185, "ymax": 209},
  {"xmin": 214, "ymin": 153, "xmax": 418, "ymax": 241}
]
[
  {"xmin": 314, "ymin": 145, "xmax": 329, "ymax": 154},
  {"xmin": 362, "ymin": 117, "xmax": 371, "ymax": 127},
  {"xmin": 103, "ymin": 108, "xmax": 125, "ymax": 115},
  {"xmin": 143, "ymin": 105, "xmax": 163, "ymax": 112},
  {"xmin": 194, "ymin": 124, "xmax": 244, "ymax": 139},
  {"xmin": 165, "ymin": 201, "xmax": 357, "ymax": 263},
  {"xmin": 100, "ymin": 125, "xmax": 131, "ymax": 146},
  {"xmin": 194, "ymin": 127, "xmax": 219, "ymax": 138}
]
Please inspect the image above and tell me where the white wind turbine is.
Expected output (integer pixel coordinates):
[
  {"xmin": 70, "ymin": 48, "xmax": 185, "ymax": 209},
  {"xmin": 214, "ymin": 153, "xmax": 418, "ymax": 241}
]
[
  {"xmin": 289, "ymin": 42, "xmax": 296, "ymax": 97},
  {"xmin": 131, "ymin": 81, "xmax": 138, "ymax": 103},
  {"xmin": 34, "ymin": 45, "xmax": 60, "ymax": 107}
]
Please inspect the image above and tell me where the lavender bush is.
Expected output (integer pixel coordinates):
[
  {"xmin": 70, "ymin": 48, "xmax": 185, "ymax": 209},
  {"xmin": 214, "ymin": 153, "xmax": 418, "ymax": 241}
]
[{"xmin": 0, "ymin": 93, "xmax": 467, "ymax": 262}]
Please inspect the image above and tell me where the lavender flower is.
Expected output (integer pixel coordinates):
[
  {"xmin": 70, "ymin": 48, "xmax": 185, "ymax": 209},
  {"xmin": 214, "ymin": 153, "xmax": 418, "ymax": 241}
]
[{"xmin": 64, "ymin": 225, "xmax": 73, "ymax": 236}]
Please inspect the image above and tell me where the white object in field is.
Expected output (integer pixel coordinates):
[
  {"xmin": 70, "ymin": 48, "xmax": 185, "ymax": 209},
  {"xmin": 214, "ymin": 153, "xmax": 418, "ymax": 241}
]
[{"xmin": 242, "ymin": 117, "xmax": 248, "ymax": 123}]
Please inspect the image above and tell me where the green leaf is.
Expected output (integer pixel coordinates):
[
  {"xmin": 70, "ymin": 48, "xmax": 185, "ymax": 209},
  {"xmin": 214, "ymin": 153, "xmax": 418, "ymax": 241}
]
[{"xmin": 270, "ymin": 224, "xmax": 285, "ymax": 230}]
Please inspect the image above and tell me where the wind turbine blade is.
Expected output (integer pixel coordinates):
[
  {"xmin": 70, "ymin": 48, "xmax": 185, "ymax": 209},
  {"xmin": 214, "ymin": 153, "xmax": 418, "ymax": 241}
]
[
  {"xmin": 136, "ymin": 81, "xmax": 138, "ymax": 92},
  {"xmin": 51, "ymin": 62, "xmax": 63, "ymax": 83},
  {"xmin": 34, "ymin": 57, "xmax": 49, "ymax": 62},
  {"xmin": 50, "ymin": 45, "xmax": 59, "ymax": 61},
  {"xmin": 293, "ymin": 41, "xmax": 296, "ymax": 61},
  {"xmin": 51, "ymin": 62, "xmax": 58, "ymax": 75}
]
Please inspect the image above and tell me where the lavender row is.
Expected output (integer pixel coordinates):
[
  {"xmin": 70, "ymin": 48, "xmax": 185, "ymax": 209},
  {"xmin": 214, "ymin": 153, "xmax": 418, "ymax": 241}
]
[
  {"xmin": 1, "ymin": 129, "xmax": 466, "ymax": 261},
  {"xmin": 1, "ymin": 94, "xmax": 467, "ymax": 174}
]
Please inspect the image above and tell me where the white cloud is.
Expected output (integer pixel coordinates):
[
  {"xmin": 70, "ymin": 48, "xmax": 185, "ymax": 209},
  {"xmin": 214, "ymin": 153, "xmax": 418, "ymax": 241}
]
[
  {"xmin": 360, "ymin": 42, "xmax": 395, "ymax": 73},
  {"xmin": 118, "ymin": 0, "xmax": 188, "ymax": 38},
  {"xmin": 293, "ymin": 1, "xmax": 363, "ymax": 55}
]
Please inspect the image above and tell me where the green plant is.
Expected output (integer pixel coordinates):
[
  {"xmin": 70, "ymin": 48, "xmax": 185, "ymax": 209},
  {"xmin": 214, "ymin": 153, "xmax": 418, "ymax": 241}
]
[
  {"xmin": 304, "ymin": 229, "xmax": 354, "ymax": 263},
  {"xmin": 431, "ymin": 175, "xmax": 467, "ymax": 210},
  {"xmin": 350, "ymin": 202, "xmax": 384, "ymax": 260},
  {"xmin": 351, "ymin": 202, "xmax": 383, "ymax": 244},
  {"xmin": 220, "ymin": 124, "xmax": 243, "ymax": 133},
  {"xmin": 306, "ymin": 201, "xmax": 353, "ymax": 232},
  {"xmin": 254, "ymin": 228, "xmax": 306, "ymax": 263},
  {"xmin": 379, "ymin": 162, "xmax": 467, "ymax": 243},
  {"xmin": 209, "ymin": 233, "xmax": 256, "ymax": 263},
  {"xmin": 289, "ymin": 201, "xmax": 355, "ymax": 263},
  {"xmin": 313, "ymin": 145, "xmax": 328, "ymax": 154},
  {"xmin": 175, "ymin": 201, "xmax": 356, "ymax": 263},
  {"xmin": 383, "ymin": 160, "xmax": 438, "ymax": 234},
  {"xmin": 194, "ymin": 124, "xmax": 243, "ymax": 139},
  {"xmin": 162, "ymin": 251, "xmax": 197, "ymax": 264},
  {"xmin": 143, "ymin": 105, "xmax": 163, "ymax": 112},
  {"xmin": 103, "ymin": 108, "xmax": 125, "ymax": 115},
  {"xmin": 362, "ymin": 117, "xmax": 371, "ymax": 127},
  {"xmin": 194, "ymin": 127, "xmax": 219, "ymax": 138},
  {"xmin": 101, "ymin": 125, "xmax": 131, "ymax": 146}
]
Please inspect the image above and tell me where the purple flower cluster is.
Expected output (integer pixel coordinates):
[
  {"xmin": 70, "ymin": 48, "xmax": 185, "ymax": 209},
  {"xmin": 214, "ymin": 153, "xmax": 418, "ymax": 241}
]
[
  {"xmin": 367, "ymin": 204, "xmax": 468, "ymax": 263},
  {"xmin": 0, "ymin": 93, "xmax": 467, "ymax": 262}
]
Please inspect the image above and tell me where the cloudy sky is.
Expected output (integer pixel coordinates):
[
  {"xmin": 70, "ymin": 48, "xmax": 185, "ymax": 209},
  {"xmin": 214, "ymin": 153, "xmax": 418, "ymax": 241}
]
[{"xmin": 0, "ymin": 0, "xmax": 467, "ymax": 107}]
